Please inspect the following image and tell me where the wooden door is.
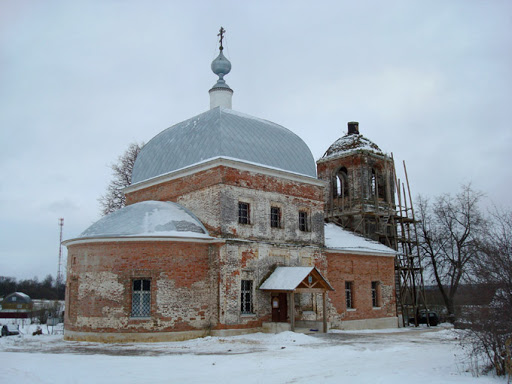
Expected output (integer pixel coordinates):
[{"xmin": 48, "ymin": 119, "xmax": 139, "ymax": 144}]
[{"xmin": 271, "ymin": 293, "xmax": 288, "ymax": 322}]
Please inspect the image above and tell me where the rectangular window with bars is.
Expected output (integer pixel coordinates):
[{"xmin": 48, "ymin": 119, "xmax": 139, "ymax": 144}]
[
  {"xmin": 240, "ymin": 280, "xmax": 253, "ymax": 314},
  {"xmin": 238, "ymin": 202, "xmax": 250, "ymax": 225},
  {"xmin": 345, "ymin": 281, "xmax": 353, "ymax": 309},
  {"xmin": 131, "ymin": 279, "xmax": 151, "ymax": 317},
  {"xmin": 270, "ymin": 206, "xmax": 281, "ymax": 228},
  {"xmin": 371, "ymin": 281, "xmax": 380, "ymax": 307},
  {"xmin": 299, "ymin": 210, "xmax": 309, "ymax": 232}
]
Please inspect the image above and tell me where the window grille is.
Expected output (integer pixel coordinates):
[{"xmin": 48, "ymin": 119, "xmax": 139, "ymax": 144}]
[
  {"xmin": 345, "ymin": 281, "xmax": 353, "ymax": 309},
  {"xmin": 132, "ymin": 279, "xmax": 151, "ymax": 317},
  {"xmin": 240, "ymin": 280, "xmax": 253, "ymax": 314},
  {"xmin": 371, "ymin": 281, "xmax": 379, "ymax": 307},
  {"xmin": 270, "ymin": 206, "xmax": 281, "ymax": 228},
  {"xmin": 238, "ymin": 202, "xmax": 250, "ymax": 225},
  {"xmin": 299, "ymin": 211, "xmax": 309, "ymax": 232}
]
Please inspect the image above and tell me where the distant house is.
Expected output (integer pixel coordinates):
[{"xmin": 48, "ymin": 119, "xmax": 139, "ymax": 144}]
[{"xmin": 0, "ymin": 292, "xmax": 33, "ymax": 318}]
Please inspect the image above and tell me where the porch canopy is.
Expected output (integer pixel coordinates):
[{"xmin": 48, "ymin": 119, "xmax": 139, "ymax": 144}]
[{"xmin": 259, "ymin": 267, "xmax": 334, "ymax": 332}]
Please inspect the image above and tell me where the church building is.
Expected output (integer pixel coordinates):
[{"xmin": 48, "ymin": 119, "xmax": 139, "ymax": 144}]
[{"xmin": 63, "ymin": 31, "xmax": 398, "ymax": 342}]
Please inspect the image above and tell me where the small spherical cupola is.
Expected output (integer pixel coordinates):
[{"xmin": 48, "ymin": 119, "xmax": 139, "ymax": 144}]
[{"xmin": 210, "ymin": 51, "xmax": 232, "ymax": 88}]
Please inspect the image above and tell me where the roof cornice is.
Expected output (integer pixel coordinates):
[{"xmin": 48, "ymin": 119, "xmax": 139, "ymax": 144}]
[
  {"xmin": 63, "ymin": 236, "xmax": 224, "ymax": 247},
  {"xmin": 324, "ymin": 247, "xmax": 396, "ymax": 257},
  {"xmin": 317, "ymin": 149, "xmax": 391, "ymax": 164}
]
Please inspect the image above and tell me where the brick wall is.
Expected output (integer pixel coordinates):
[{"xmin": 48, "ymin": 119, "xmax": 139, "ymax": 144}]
[
  {"xmin": 217, "ymin": 241, "xmax": 325, "ymax": 326},
  {"xmin": 326, "ymin": 252, "xmax": 396, "ymax": 325},
  {"xmin": 126, "ymin": 165, "xmax": 323, "ymax": 205},
  {"xmin": 126, "ymin": 165, "xmax": 325, "ymax": 245},
  {"xmin": 65, "ymin": 240, "xmax": 219, "ymax": 334},
  {"xmin": 65, "ymin": 239, "xmax": 397, "ymax": 337}
]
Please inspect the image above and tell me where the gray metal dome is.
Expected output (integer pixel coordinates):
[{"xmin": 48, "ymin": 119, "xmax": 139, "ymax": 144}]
[
  {"xmin": 131, "ymin": 107, "xmax": 317, "ymax": 184},
  {"xmin": 78, "ymin": 201, "xmax": 209, "ymax": 239}
]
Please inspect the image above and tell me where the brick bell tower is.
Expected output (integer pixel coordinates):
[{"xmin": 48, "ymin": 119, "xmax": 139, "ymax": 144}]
[{"xmin": 316, "ymin": 122, "xmax": 397, "ymax": 247}]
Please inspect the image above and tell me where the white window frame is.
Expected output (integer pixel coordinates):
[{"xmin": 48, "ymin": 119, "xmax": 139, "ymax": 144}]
[{"xmin": 345, "ymin": 281, "xmax": 354, "ymax": 309}]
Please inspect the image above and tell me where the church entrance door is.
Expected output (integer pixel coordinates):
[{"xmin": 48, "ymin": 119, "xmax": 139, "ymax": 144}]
[{"xmin": 271, "ymin": 293, "xmax": 287, "ymax": 322}]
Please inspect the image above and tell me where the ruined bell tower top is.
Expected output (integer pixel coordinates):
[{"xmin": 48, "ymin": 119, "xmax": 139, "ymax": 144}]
[{"xmin": 319, "ymin": 122, "xmax": 383, "ymax": 161}]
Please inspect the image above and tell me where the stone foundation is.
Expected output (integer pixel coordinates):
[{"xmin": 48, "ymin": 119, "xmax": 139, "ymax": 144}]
[{"xmin": 332, "ymin": 316, "xmax": 399, "ymax": 330}]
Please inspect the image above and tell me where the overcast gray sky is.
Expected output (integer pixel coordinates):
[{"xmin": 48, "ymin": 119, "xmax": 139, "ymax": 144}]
[{"xmin": 1, "ymin": 1, "xmax": 511, "ymax": 280}]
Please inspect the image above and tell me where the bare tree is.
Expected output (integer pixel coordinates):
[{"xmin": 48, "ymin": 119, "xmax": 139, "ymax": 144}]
[
  {"xmin": 416, "ymin": 184, "xmax": 485, "ymax": 322},
  {"xmin": 463, "ymin": 208, "xmax": 512, "ymax": 377},
  {"xmin": 475, "ymin": 209, "xmax": 512, "ymax": 304},
  {"xmin": 98, "ymin": 142, "xmax": 143, "ymax": 216}
]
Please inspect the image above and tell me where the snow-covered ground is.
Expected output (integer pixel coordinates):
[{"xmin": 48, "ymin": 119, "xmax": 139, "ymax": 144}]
[{"xmin": 0, "ymin": 323, "xmax": 505, "ymax": 384}]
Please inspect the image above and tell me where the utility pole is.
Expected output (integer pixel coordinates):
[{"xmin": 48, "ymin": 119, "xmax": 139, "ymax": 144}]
[{"xmin": 57, "ymin": 218, "xmax": 64, "ymax": 288}]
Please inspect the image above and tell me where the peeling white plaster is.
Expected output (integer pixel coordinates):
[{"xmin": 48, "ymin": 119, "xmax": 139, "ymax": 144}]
[{"xmin": 78, "ymin": 272, "xmax": 124, "ymax": 301}]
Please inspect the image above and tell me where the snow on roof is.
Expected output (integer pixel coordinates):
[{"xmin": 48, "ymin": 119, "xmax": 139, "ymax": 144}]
[
  {"xmin": 14, "ymin": 292, "xmax": 30, "ymax": 299},
  {"xmin": 73, "ymin": 201, "xmax": 212, "ymax": 241},
  {"xmin": 259, "ymin": 267, "xmax": 315, "ymax": 291},
  {"xmin": 324, "ymin": 223, "xmax": 396, "ymax": 256},
  {"xmin": 320, "ymin": 134, "xmax": 384, "ymax": 161},
  {"xmin": 3, "ymin": 292, "xmax": 32, "ymax": 302}
]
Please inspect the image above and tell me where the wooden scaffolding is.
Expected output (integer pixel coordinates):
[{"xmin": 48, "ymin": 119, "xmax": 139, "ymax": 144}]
[
  {"xmin": 324, "ymin": 152, "xmax": 429, "ymax": 326},
  {"xmin": 391, "ymin": 159, "xmax": 429, "ymax": 326}
]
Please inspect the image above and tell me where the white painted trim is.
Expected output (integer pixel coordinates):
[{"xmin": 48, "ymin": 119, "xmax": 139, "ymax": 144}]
[
  {"xmin": 124, "ymin": 157, "xmax": 325, "ymax": 194},
  {"xmin": 63, "ymin": 236, "xmax": 224, "ymax": 247},
  {"xmin": 325, "ymin": 248, "xmax": 396, "ymax": 257}
]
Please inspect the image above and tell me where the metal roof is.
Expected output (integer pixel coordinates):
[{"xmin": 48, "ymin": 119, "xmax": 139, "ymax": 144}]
[
  {"xmin": 259, "ymin": 267, "xmax": 334, "ymax": 291},
  {"xmin": 131, "ymin": 107, "xmax": 317, "ymax": 184},
  {"xmin": 77, "ymin": 201, "xmax": 210, "ymax": 239}
]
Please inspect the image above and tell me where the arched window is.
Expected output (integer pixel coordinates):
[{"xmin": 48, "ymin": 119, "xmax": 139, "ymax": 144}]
[
  {"xmin": 334, "ymin": 167, "xmax": 349, "ymax": 199},
  {"xmin": 370, "ymin": 169, "xmax": 377, "ymax": 198},
  {"xmin": 370, "ymin": 168, "xmax": 387, "ymax": 200},
  {"xmin": 378, "ymin": 175, "xmax": 386, "ymax": 200}
]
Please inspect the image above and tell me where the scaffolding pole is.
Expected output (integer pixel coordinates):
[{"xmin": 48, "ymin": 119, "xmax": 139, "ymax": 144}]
[{"xmin": 391, "ymin": 158, "xmax": 428, "ymax": 327}]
